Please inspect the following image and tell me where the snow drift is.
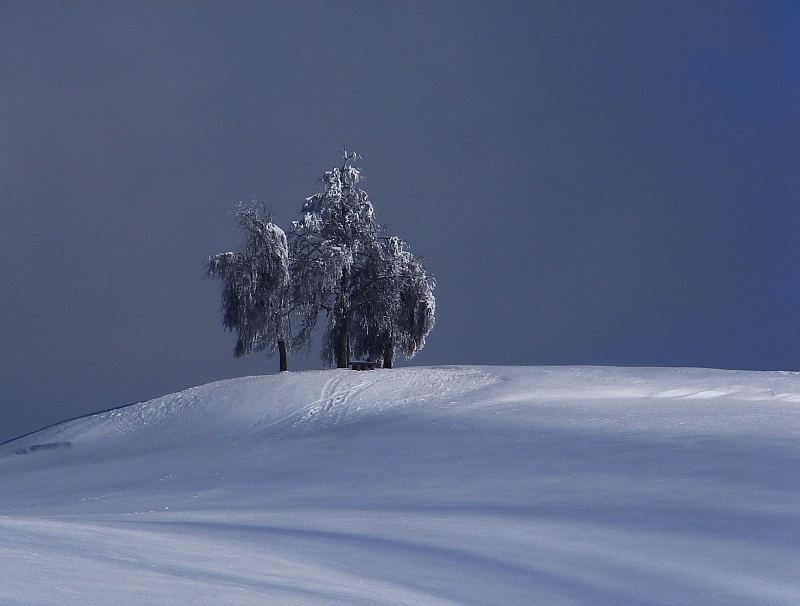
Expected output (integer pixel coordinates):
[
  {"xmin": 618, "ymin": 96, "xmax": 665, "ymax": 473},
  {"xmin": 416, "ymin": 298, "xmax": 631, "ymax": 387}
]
[{"xmin": 1, "ymin": 366, "xmax": 799, "ymax": 605}]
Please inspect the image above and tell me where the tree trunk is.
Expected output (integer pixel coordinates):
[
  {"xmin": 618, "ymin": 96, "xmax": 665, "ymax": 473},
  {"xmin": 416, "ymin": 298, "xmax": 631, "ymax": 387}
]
[
  {"xmin": 278, "ymin": 339, "xmax": 288, "ymax": 372},
  {"xmin": 383, "ymin": 338, "xmax": 394, "ymax": 369},
  {"xmin": 336, "ymin": 315, "xmax": 348, "ymax": 368},
  {"xmin": 336, "ymin": 269, "xmax": 350, "ymax": 369}
]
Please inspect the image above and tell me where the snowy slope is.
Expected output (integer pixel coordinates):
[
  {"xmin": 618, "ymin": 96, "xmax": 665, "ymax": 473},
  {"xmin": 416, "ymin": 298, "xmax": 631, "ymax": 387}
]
[{"xmin": 1, "ymin": 366, "xmax": 799, "ymax": 605}]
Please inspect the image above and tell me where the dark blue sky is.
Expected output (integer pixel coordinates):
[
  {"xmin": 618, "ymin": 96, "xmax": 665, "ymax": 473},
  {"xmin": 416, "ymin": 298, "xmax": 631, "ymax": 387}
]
[{"xmin": 1, "ymin": 1, "xmax": 798, "ymax": 442}]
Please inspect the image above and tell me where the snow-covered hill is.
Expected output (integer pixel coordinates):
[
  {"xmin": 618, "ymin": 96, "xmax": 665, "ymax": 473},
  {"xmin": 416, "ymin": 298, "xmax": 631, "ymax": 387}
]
[{"xmin": 1, "ymin": 366, "xmax": 799, "ymax": 605}]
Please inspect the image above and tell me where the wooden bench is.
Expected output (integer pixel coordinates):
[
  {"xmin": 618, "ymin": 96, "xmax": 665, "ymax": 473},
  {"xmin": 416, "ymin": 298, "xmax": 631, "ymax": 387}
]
[{"xmin": 350, "ymin": 361, "xmax": 379, "ymax": 371}]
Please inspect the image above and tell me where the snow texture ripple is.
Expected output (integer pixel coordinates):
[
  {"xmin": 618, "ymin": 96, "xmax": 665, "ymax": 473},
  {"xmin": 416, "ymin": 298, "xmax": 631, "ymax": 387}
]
[{"xmin": 1, "ymin": 366, "xmax": 799, "ymax": 605}]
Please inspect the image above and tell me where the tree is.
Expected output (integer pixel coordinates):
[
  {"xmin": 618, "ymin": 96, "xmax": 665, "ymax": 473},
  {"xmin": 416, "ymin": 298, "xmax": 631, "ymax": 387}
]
[
  {"xmin": 208, "ymin": 153, "xmax": 436, "ymax": 371},
  {"xmin": 289, "ymin": 153, "xmax": 382, "ymax": 368},
  {"xmin": 290, "ymin": 153, "xmax": 435, "ymax": 368},
  {"xmin": 350, "ymin": 236, "xmax": 436, "ymax": 368},
  {"xmin": 207, "ymin": 204, "xmax": 291, "ymax": 372},
  {"xmin": 383, "ymin": 237, "xmax": 436, "ymax": 368}
]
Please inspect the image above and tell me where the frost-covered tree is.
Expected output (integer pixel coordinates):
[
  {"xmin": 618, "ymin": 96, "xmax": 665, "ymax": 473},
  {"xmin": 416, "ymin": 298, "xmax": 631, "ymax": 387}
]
[
  {"xmin": 208, "ymin": 154, "xmax": 435, "ymax": 370},
  {"xmin": 350, "ymin": 237, "xmax": 436, "ymax": 368},
  {"xmin": 289, "ymin": 153, "xmax": 381, "ymax": 368},
  {"xmin": 208, "ymin": 204, "xmax": 291, "ymax": 372},
  {"xmin": 290, "ymin": 153, "xmax": 435, "ymax": 368}
]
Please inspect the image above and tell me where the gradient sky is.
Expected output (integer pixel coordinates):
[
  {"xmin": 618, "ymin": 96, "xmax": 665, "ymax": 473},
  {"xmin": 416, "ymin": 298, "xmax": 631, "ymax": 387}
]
[{"xmin": 1, "ymin": 1, "xmax": 799, "ymax": 442}]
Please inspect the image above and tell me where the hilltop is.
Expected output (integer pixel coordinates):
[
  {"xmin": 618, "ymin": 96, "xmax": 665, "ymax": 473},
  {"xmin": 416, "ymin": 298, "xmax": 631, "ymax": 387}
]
[{"xmin": 1, "ymin": 366, "xmax": 799, "ymax": 605}]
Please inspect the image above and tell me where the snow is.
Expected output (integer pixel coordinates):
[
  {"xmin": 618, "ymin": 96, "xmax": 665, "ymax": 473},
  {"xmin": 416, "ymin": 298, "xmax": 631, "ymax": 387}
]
[{"xmin": 1, "ymin": 366, "xmax": 799, "ymax": 605}]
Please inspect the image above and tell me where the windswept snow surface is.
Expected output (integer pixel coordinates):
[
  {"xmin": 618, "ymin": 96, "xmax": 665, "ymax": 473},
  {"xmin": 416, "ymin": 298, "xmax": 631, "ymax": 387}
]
[{"xmin": 1, "ymin": 366, "xmax": 799, "ymax": 605}]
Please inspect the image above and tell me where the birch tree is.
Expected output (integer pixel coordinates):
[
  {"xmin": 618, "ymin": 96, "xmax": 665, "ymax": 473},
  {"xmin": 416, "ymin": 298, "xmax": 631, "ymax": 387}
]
[
  {"xmin": 209, "ymin": 153, "xmax": 436, "ymax": 371},
  {"xmin": 208, "ymin": 204, "xmax": 291, "ymax": 372},
  {"xmin": 289, "ymin": 153, "xmax": 381, "ymax": 368},
  {"xmin": 290, "ymin": 153, "xmax": 435, "ymax": 368},
  {"xmin": 350, "ymin": 237, "xmax": 436, "ymax": 368}
]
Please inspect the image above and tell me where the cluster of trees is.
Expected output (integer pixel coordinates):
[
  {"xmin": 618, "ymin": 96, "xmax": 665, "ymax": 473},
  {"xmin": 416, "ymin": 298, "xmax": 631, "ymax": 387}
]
[{"xmin": 208, "ymin": 154, "xmax": 436, "ymax": 372}]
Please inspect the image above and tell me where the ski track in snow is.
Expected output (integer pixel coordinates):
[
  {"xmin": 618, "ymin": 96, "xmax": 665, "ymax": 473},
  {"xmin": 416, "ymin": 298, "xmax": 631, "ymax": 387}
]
[{"xmin": 0, "ymin": 365, "xmax": 799, "ymax": 605}]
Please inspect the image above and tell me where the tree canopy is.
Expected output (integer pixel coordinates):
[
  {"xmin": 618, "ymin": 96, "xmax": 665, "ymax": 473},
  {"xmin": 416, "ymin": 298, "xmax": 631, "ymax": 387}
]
[
  {"xmin": 208, "ymin": 154, "xmax": 435, "ymax": 371},
  {"xmin": 207, "ymin": 204, "xmax": 290, "ymax": 370}
]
